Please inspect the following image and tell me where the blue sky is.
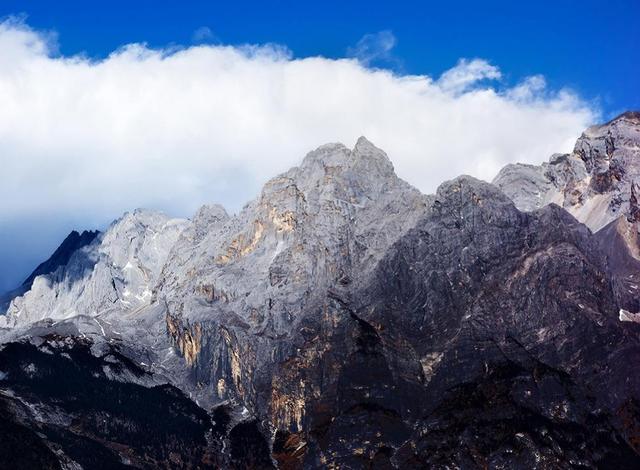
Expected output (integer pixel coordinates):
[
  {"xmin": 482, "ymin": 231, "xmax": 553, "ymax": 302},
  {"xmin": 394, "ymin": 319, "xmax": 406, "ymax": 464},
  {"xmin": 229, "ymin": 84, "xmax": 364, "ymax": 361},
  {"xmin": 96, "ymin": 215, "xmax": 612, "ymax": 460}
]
[
  {"xmin": 3, "ymin": 0, "xmax": 638, "ymax": 116},
  {"xmin": 0, "ymin": 0, "xmax": 637, "ymax": 293}
]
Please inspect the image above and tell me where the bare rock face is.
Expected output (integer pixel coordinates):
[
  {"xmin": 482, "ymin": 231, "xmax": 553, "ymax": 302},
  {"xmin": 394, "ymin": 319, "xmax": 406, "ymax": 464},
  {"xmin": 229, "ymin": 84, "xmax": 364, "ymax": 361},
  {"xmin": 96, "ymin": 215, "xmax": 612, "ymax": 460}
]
[
  {"xmin": 0, "ymin": 230, "xmax": 99, "ymax": 312},
  {"xmin": 352, "ymin": 177, "xmax": 640, "ymax": 467},
  {"xmin": 264, "ymin": 176, "xmax": 640, "ymax": 467},
  {"xmin": 22, "ymin": 230, "xmax": 101, "ymax": 290},
  {"xmin": 595, "ymin": 215, "xmax": 640, "ymax": 315},
  {"xmin": 0, "ymin": 210, "xmax": 187, "ymax": 328},
  {"xmin": 155, "ymin": 136, "xmax": 429, "ymax": 409},
  {"xmin": 494, "ymin": 112, "xmax": 640, "ymax": 231},
  {"xmin": 2, "ymin": 120, "xmax": 640, "ymax": 468}
]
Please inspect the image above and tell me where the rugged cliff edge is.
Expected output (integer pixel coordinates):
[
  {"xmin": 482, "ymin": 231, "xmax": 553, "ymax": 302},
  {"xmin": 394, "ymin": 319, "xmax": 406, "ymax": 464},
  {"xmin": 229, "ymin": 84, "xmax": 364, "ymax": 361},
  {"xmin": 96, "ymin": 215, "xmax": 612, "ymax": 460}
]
[
  {"xmin": 494, "ymin": 112, "xmax": 640, "ymax": 231},
  {"xmin": 2, "ymin": 115, "xmax": 640, "ymax": 469}
]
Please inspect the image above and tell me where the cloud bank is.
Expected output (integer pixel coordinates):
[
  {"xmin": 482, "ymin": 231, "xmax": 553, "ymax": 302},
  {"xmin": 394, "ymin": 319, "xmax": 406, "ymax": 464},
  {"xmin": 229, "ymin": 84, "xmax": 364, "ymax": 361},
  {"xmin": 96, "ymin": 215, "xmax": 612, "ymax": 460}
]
[{"xmin": 0, "ymin": 20, "xmax": 598, "ymax": 287}]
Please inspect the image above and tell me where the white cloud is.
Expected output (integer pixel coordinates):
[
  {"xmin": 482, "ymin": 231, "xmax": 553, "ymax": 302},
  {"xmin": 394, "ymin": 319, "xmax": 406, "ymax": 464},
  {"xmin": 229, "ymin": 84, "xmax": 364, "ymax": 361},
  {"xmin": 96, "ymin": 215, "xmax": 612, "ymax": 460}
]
[
  {"xmin": 506, "ymin": 74, "xmax": 547, "ymax": 101},
  {"xmin": 347, "ymin": 30, "xmax": 397, "ymax": 66},
  {"xmin": 0, "ymin": 19, "xmax": 597, "ymax": 233},
  {"xmin": 437, "ymin": 58, "xmax": 502, "ymax": 93}
]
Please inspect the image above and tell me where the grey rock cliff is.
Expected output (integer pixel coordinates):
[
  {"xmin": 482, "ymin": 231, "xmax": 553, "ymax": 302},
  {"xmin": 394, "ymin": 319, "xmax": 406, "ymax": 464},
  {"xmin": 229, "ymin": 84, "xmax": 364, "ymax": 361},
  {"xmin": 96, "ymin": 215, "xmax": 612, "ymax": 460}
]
[
  {"xmin": 244, "ymin": 174, "xmax": 640, "ymax": 467},
  {"xmin": 155, "ymin": 137, "xmax": 429, "ymax": 408},
  {"xmin": 494, "ymin": 112, "xmax": 640, "ymax": 231},
  {"xmin": 0, "ymin": 209, "xmax": 187, "ymax": 328}
]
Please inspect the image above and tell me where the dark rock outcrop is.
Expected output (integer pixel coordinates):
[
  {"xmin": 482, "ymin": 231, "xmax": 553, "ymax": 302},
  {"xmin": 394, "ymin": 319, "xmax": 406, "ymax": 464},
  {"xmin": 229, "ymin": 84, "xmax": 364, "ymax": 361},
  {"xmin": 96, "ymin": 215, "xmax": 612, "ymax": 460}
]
[
  {"xmin": 0, "ymin": 335, "xmax": 275, "ymax": 469},
  {"xmin": 264, "ymin": 177, "xmax": 640, "ymax": 467}
]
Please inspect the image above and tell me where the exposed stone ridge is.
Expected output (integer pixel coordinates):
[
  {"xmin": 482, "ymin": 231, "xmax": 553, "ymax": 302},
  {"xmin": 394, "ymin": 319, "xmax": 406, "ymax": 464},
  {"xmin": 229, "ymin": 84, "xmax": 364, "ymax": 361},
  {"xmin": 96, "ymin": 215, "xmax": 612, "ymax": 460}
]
[
  {"xmin": 155, "ymin": 136, "xmax": 425, "ymax": 315},
  {"xmin": 628, "ymin": 182, "xmax": 640, "ymax": 223},
  {"xmin": 152, "ymin": 137, "xmax": 429, "ymax": 411},
  {"xmin": 0, "ymin": 230, "xmax": 101, "ymax": 312},
  {"xmin": 0, "ymin": 209, "xmax": 188, "ymax": 328},
  {"xmin": 601, "ymin": 110, "xmax": 640, "ymax": 127},
  {"xmin": 22, "ymin": 229, "xmax": 100, "ymax": 288},
  {"xmin": 494, "ymin": 110, "xmax": 640, "ymax": 231}
]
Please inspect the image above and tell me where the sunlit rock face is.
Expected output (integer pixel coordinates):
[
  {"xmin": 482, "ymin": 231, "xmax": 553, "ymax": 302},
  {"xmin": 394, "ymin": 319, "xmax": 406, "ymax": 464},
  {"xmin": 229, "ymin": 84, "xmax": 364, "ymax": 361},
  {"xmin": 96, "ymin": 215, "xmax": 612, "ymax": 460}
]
[
  {"xmin": 0, "ymin": 209, "xmax": 187, "ymax": 328},
  {"xmin": 494, "ymin": 112, "xmax": 640, "ymax": 232},
  {"xmin": 154, "ymin": 137, "xmax": 429, "ymax": 410},
  {"xmin": 2, "ymin": 116, "xmax": 640, "ymax": 468}
]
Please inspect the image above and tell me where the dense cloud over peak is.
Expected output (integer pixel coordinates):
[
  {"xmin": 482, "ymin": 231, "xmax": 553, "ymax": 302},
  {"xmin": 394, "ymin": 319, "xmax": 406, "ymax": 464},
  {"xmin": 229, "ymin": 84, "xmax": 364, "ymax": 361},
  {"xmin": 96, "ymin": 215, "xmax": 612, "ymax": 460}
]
[{"xmin": 0, "ymin": 18, "xmax": 597, "ymax": 290}]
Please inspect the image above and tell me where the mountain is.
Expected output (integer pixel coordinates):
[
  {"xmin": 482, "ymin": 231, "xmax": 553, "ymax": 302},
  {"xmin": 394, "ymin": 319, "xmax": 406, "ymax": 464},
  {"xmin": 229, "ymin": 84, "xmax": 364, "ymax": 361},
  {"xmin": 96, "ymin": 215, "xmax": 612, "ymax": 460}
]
[
  {"xmin": 493, "ymin": 111, "xmax": 640, "ymax": 231},
  {"xmin": 0, "ymin": 210, "xmax": 187, "ymax": 329},
  {"xmin": 1, "ymin": 115, "xmax": 640, "ymax": 468},
  {"xmin": 22, "ymin": 230, "xmax": 101, "ymax": 289},
  {"xmin": 0, "ymin": 230, "xmax": 99, "ymax": 312},
  {"xmin": 494, "ymin": 111, "xmax": 640, "ymax": 322}
]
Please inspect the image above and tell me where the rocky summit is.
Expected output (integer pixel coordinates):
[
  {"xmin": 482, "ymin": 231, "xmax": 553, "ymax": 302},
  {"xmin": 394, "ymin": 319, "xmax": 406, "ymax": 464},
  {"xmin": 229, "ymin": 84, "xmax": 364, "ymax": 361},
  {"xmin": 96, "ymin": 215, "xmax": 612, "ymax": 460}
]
[{"xmin": 2, "ymin": 115, "xmax": 640, "ymax": 469}]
